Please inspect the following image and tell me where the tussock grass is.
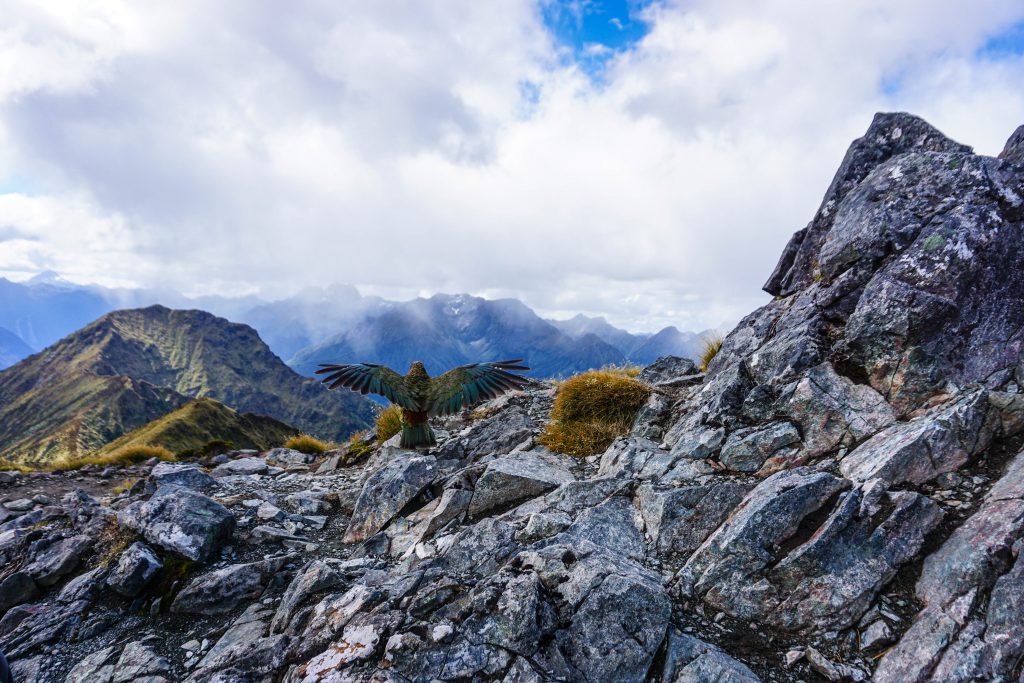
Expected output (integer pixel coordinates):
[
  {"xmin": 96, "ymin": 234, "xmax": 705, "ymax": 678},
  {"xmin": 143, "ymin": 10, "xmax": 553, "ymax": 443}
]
[
  {"xmin": 112, "ymin": 478, "xmax": 139, "ymax": 495},
  {"xmin": 600, "ymin": 363, "xmax": 643, "ymax": 378},
  {"xmin": 283, "ymin": 434, "xmax": 335, "ymax": 455},
  {"xmin": 53, "ymin": 444, "xmax": 177, "ymax": 471},
  {"xmin": 538, "ymin": 370, "xmax": 651, "ymax": 457},
  {"xmin": 177, "ymin": 439, "xmax": 236, "ymax": 459},
  {"xmin": 341, "ymin": 430, "xmax": 375, "ymax": 465},
  {"xmin": 95, "ymin": 521, "xmax": 138, "ymax": 568},
  {"xmin": 375, "ymin": 405, "xmax": 404, "ymax": 444},
  {"xmin": 699, "ymin": 335, "xmax": 724, "ymax": 373},
  {"xmin": 0, "ymin": 458, "xmax": 32, "ymax": 473}
]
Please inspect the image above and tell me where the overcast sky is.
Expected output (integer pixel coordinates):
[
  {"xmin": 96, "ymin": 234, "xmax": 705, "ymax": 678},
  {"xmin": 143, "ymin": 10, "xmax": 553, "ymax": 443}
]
[{"xmin": 2, "ymin": 0, "xmax": 1024, "ymax": 332}]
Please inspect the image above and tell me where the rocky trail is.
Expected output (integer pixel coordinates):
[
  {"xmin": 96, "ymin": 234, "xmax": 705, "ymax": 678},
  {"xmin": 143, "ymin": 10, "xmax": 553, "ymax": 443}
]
[{"xmin": 2, "ymin": 112, "xmax": 1024, "ymax": 682}]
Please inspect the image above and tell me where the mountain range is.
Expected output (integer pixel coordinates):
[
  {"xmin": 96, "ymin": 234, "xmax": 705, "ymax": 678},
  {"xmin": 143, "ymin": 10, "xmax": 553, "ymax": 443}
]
[
  {"xmin": 0, "ymin": 276, "xmax": 717, "ymax": 377},
  {"xmin": 0, "ymin": 306, "xmax": 374, "ymax": 465}
]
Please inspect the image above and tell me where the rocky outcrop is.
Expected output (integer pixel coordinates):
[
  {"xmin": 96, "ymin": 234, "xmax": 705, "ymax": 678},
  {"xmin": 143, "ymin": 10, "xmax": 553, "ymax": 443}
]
[
  {"xmin": 119, "ymin": 486, "xmax": 235, "ymax": 561},
  {"xmin": 4, "ymin": 112, "xmax": 1024, "ymax": 682}
]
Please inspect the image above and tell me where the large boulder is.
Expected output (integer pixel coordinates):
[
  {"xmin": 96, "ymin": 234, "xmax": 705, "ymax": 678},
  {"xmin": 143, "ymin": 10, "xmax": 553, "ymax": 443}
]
[
  {"xmin": 119, "ymin": 486, "xmax": 236, "ymax": 561},
  {"xmin": 468, "ymin": 454, "xmax": 575, "ymax": 519},
  {"xmin": 661, "ymin": 630, "xmax": 762, "ymax": 683},
  {"xmin": 23, "ymin": 535, "xmax": 92, "ymax": 587},
  {"xmin": 678, "ymin": 470, "xmax": 943, "ymax": 632},
  {"xmin": 106, "ymin": 542, "xmax": 163, "ymax": 597},
  {"xmin": 840, "ymin": 386, "xmax": 994, "ymax": 486},
  {"xmin": 211, "ymin": 456, "xmax": 268, "ymax": 477},
  {"xmin": 171, "ymin": 555, "xmax": 291, "ymax": 614},
  {"xmin": 344, "ymin": 452, "xmax": 437, "ymax": 543},
  {"xmin": 149, "ymin": 461, "xmax": 219, "ymax": 492}
]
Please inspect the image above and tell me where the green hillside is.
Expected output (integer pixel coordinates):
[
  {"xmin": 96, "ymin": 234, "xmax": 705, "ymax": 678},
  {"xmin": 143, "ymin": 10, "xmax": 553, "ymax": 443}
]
[
  {"xmin": 96, "ymin": 398, "xmax": 298, "ymax": 456},
  {"xmin": 0, "ymin": 306, "xmax": 374, "ymax": 466}
]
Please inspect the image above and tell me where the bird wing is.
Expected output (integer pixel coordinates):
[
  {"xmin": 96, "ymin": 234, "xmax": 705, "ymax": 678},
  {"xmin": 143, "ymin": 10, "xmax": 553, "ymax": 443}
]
[
  {"xmin": 315, "ymin": 363, "xmax": 417, "ymax": 410},
  {"xmin": 427, "ymin": 359, "xmax": 530, "ymax": 416}
]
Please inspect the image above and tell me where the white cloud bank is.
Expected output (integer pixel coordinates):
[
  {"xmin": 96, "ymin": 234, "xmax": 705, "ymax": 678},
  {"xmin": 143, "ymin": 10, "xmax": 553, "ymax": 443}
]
[{"xmin": 1, "ymin": 0, "xmax": 1023, "ymax": 332}]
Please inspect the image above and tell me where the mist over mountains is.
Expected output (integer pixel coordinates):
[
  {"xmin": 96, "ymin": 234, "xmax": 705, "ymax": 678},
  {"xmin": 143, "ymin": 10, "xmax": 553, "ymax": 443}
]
[{"xmin": 0, "ymin": 275, "xmax": 717, "ymax": 376}]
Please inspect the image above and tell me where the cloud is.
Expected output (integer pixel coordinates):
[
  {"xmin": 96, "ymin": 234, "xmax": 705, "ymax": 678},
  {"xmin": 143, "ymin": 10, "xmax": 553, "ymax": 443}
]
[{"xmin": 1, "ymin": 0, "xmax": 1023, "ymax": 332}]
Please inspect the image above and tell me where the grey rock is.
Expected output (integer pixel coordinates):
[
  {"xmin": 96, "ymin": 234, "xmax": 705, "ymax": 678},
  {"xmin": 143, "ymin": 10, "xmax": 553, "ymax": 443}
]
[
  {"xmin": 111, "ymin": 639, "xmax": 171, "ymax": 683},
  {"xmin": 344, "ymin": 452, "xmax": 436, "ymax": 543},
  {"xmin": 264, "ymin": 447, "xmax": 315, "ymax": 467},
  {"xmin": 24, "ymin": 535, "xmax": 92, "ymax": 587},
  {"xmin": 210, "ymin": 457, "xmax": 268, "ymax": 477},
  {"xmin": 840, "ymin": 387, "xmax": 993, "ymax": 486},
  {"xmin": 679, "ymin": 471, "xmax": 942, "ymax": 632},
  {"xmin": 661, "ymin": 629, "xmax": 762, "ymax": 682},
  {"xmin": 106, "ymin": 542, "xmax": 163, "ymax": 597},
  {"xmin": 782, "ymin": 363, "xmax": 895, "ymax": 457},
  {"xmin": 875, "ymin": 449, "xmax": 1024, "ymax": 682},
  {"xmin": 668, "ymin": 425, "xmax": 725, "ymax": 460},
  {"xmin": 439, "ymin": 404, "xmax": 539, "ymax": 461},
  {"xmin": 0, "ymin": 599, "xmax": 89, "ymax": 659},
  {"xmin": 468, "ymin": 454, "xmax": 574, "ymax": 518},
  {"xmin": 256, "ymin": 501, "xmax": 286, "ymax": 521},
  {"xmin": 171, "ymin": 555, "xmax": 291, "ymax": 614},
  {"xmin": 517, "ymin": 511, "xmax": 572, "ymax": 542},
  {"xmin": 638, "ymin": 356, "xmax": 697, "ymax": 384},
  {"xmin": 598, "ymin": 437, "xmax": 678, "ymax": 479},
  {"xmin": 250, "ymin": 525, "xmax": 306, "ymax": 544},
  {"xmin": 559, "ymin": 495, "xmax": 643, "ymax": 557},
  {"xmin": 805, "ymin": 646, "xmax": 866, "ymax": 681},
  {"xmin": 544, "ymin": 543, "xmax": 671, "ymax": 682},
  {"xmin": 119, "ymin": 486, "xmax": 235, "ymax": 561},
  {"xmin": 719, "ymin": 421, "xmax": 801, "ymax": 472},
  {"xmin": 271, "ymin": 559, "xmax": 345, "ymax": 634},
  {"xmin": 284, "ymin": 492, "xmax": 331, "ymax": 515},
  {"xmin": 637, "ymin": 481, "xmax": 751, "ymax": 558},
  {"xmin": 57, "ymin": 566, "xmax": 105, "ymax": 603},
  {"xmin": 418, "ymin": 487, "xmax": 472, "ymax": 540},
  {"xmin": 189, "ymin": 605, "xmax": 289, "ymax": 679},
  {"xmin": 860, "ymin": 618, "xmax": 895, "ymax": 650},
  {"xmin": 64, "ymin": 645, "xmax": 117, "ymax": 683},
  {"xmin": 0, "ymin": 572, "xmax": 38, "ymax": 614},
  {"xmin": 149, "ymin": 462, "xmax": 218, "ymax": 492},
  {"xmin": 3, "ymin": 499, "xmax": 33, "ymax": 512},
  {"xmin": 765, "ymin": 112, "xmax": 971, "ymax": 297}
]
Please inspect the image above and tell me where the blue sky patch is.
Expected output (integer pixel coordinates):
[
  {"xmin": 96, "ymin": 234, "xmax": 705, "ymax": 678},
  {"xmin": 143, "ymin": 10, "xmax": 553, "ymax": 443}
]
[
  {"xmin": 540, "ymin": 0, "xmax": 658, "ymax": 77},
  {"xmin": 980, "ymin": 20, "xmax": 1024, "ymax": 58}
]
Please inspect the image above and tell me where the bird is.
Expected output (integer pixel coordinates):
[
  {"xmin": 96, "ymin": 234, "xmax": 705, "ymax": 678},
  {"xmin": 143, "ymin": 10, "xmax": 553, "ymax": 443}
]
[{"xmin": 315, "ymin": 359, "xmax": 531, "ymax": 448}]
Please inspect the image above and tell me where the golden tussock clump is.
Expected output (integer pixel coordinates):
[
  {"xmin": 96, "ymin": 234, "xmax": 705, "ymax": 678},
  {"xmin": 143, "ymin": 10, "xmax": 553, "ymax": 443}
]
[
  {"xmin": 52, "ymin": 444, "xmax": 177, "ymax": 471},
  {"xmin": 375, "ymin": 404, "xmax": 404, "ymax": 444},
  {"xmin": 699, "ymin": 335, "xmax": 724, "ymax": 373},
  {"xmin": 538, "ymin": 370, "xmax": 651, "ymax": 457},
  {"xmin": 283, "ymin": 433, "xmax": 335, "ymax": 455},
  {"xmin": 599, "ymin": 363, "xmax": 643, "ymax": 378}
]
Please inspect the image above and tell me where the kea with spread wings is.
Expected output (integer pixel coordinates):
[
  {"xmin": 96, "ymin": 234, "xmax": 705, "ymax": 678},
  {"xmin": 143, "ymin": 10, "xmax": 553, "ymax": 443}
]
[{"xmin": 316, "ymin": 359, "xmax": 530, "ymax": 448}]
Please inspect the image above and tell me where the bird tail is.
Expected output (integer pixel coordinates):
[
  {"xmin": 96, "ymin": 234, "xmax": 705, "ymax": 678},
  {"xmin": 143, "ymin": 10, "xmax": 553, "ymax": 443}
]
[{"xmin": 400, "ymin": 422, "xmax": 437, "ymax": 449}]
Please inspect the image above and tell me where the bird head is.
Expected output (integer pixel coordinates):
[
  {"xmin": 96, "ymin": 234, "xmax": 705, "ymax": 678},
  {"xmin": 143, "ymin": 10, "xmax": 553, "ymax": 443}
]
[{"xmin": 407, "ymin": 361, "xmax": 428, "ymax": 378}]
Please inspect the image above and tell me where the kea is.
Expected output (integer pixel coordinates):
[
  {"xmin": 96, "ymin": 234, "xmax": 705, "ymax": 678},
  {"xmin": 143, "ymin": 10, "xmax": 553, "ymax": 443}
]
[{"xmin": 316, "ymin": 359, "xmax": 530, "ymax": 448}]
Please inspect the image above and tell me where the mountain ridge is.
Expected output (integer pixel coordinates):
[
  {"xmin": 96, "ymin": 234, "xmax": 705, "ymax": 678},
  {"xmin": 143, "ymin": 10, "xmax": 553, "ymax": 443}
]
[
  {"xmin": 0, "ymin": 277, "xmax": 712, "ymax": 374},
  {"xmin": 0, "ymin": 305, "xmax": 374, "ymax": 465},
  {"xmin": 288, "ymin": 292, "xmax": 630, "ymax": 379}
]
